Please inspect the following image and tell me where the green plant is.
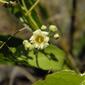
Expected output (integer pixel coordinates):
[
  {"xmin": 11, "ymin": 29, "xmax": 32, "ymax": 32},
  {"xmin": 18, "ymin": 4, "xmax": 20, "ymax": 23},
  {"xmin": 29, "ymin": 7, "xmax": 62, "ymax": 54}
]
[{"xmin": 0, "ymin": 0, "xmax": 85, "ymax": 85}]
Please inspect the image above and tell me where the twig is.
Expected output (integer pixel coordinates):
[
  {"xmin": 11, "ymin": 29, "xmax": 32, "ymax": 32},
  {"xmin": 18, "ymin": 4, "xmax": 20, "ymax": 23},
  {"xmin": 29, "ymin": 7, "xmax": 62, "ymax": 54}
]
[
  {"xmin": 9, "ymin": 66, "xmax": 36, "ymax": 85},
  {"xmin": 69, "ymin": 0, "xmax": 77, "ymax": 53},
  {"xmin": 67, "ymin": 53, "xmax": 80, "ymax": 73},
  {"xmin": 0, "ymin": 27, "xmax": 27, "ymax": 50},
  {"xmin": 68, "ymin": 0, "xmax": 80, "ymax": 73}
]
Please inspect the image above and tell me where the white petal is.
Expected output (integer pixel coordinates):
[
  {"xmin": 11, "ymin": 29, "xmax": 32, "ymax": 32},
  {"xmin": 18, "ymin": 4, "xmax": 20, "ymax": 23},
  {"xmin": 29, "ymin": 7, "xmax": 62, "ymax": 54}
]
[
  {"xmin": 33, "ymin": 29, "xmax": 41, "ymax": 34},
  {"xmin": 42, "ymin": 31, "xmax": 49, "ymax": 35},
  {"xmin": 40, "ymin": 44, "xmax": 44, "ymax": 49},
  {"xmin": 44, "ymin": 37, "xmax": 49, "ymax": 42}
]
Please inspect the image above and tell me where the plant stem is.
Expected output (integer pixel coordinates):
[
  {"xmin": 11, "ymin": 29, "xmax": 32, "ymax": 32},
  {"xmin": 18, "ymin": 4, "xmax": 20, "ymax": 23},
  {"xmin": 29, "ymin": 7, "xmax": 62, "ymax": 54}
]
[
  {"xmin": 28, "ymin": 14, "xmax": 39, "ymax": 29},
  {"xmin": 25, "ymin": 0, "xmax": 40, "ymax": 15},
  {"xmin": 68, "ymin": 0, "xmax": 80, "ymax": 73},
  {"xmin": 21, "ymin": 0, "xmax": 40, "ymax": 30},
  {"xmin": 21, "ymin": 0, "xmax": 28, "ymax": 12},
  {"xmin": 67, "ymin": 53, "xmax": 80, "ymax": 73}
]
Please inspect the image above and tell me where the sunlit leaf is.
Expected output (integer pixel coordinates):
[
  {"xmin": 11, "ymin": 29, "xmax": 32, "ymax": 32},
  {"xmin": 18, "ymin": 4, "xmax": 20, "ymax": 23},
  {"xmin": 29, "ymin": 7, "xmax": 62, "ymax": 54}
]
[
  {"xmin": 28, "ymin": 45, "xmax": 65, "ymax": 70},
  {"xmin": 33, "ymin": 70, "xmax": 85, "ymax": 85}
]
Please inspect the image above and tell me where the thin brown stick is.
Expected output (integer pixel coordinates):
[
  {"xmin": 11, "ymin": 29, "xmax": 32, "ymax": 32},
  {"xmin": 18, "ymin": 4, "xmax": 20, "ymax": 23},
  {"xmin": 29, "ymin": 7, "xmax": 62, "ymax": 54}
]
[{"xmin": 0, "ymin": 27, "xmax": 27, "ymax": 49}]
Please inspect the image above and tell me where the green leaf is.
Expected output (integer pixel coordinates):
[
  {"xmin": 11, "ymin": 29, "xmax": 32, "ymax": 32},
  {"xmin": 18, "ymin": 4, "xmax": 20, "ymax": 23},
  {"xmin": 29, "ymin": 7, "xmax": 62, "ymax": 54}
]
[
  {"xmin": 0, "ymin": 53, "xmax": 14, "ymax": 64},
  {"xmin": 9, "ymin": 47, "xmax": 16, "ymax": 53},
  {"xmin": 33, "ymin": 70, "xmax": 85, "ymax": 85},
  {"xmin": 28, "ymin": 50, "xmax": 37, "ymax": 67},
  {"xmin": 80, "ymin": 73, "xmax": 85, "ymax": 85},
  {"xmin": 28, "ymin": 45, "xmax": 65, "ymax": 70},
  {"xmin": 81, "ymin": 80, "xmax": 85, "ymax": 85},
  {"xmin": 44, "ymin": 45, "xmax": 65, "ymax": 70}
]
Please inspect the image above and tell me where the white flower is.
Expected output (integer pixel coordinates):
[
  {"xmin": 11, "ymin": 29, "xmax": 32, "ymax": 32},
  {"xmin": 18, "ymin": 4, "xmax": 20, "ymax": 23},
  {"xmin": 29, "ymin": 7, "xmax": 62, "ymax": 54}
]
[
  {"xmin": 23, "ymin": 40, "xmax": 34, "ymax": 50},
  {"xmin": 30, "ymin": 29, "xmax": 49, "ymax": 49},
  {"xmin": 49, "ymin": 25, "xmax": 58, "ymax": 32}
]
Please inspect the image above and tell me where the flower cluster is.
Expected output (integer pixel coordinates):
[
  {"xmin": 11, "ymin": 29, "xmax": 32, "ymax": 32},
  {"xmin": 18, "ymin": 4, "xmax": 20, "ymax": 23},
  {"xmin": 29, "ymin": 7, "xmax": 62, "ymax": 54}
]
[{"xmin": 23, "ymin": 25, "xmax": 59, "ymax": 50}]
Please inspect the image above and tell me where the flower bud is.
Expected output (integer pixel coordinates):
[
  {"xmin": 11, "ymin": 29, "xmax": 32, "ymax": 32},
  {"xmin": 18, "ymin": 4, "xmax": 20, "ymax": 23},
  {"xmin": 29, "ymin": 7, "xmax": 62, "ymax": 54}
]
[
  {"xmin": 54, "ymin": 33, "xmax": 60, "ymax": 39},
  {"xmin": 41, "ymin": 25, "xmax": 47, "ymax": 30},
  {"xmin": 23, "ymin": 40, "xmax": 34, "ymax": 50},
  {"xmin": 49, "ymin": 25, "xmax": 58, "ymax": 32}
]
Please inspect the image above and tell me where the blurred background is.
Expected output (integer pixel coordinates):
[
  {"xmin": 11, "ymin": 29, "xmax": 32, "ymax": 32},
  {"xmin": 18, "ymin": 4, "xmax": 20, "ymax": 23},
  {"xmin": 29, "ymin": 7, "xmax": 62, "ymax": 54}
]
[
  {"xmin": 0, "ymin": 0, "xmax": 85, "ymax": 85},
  {"xmin": 40, "ymin": 0, "xmax": 85, "ymax": 72}
]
